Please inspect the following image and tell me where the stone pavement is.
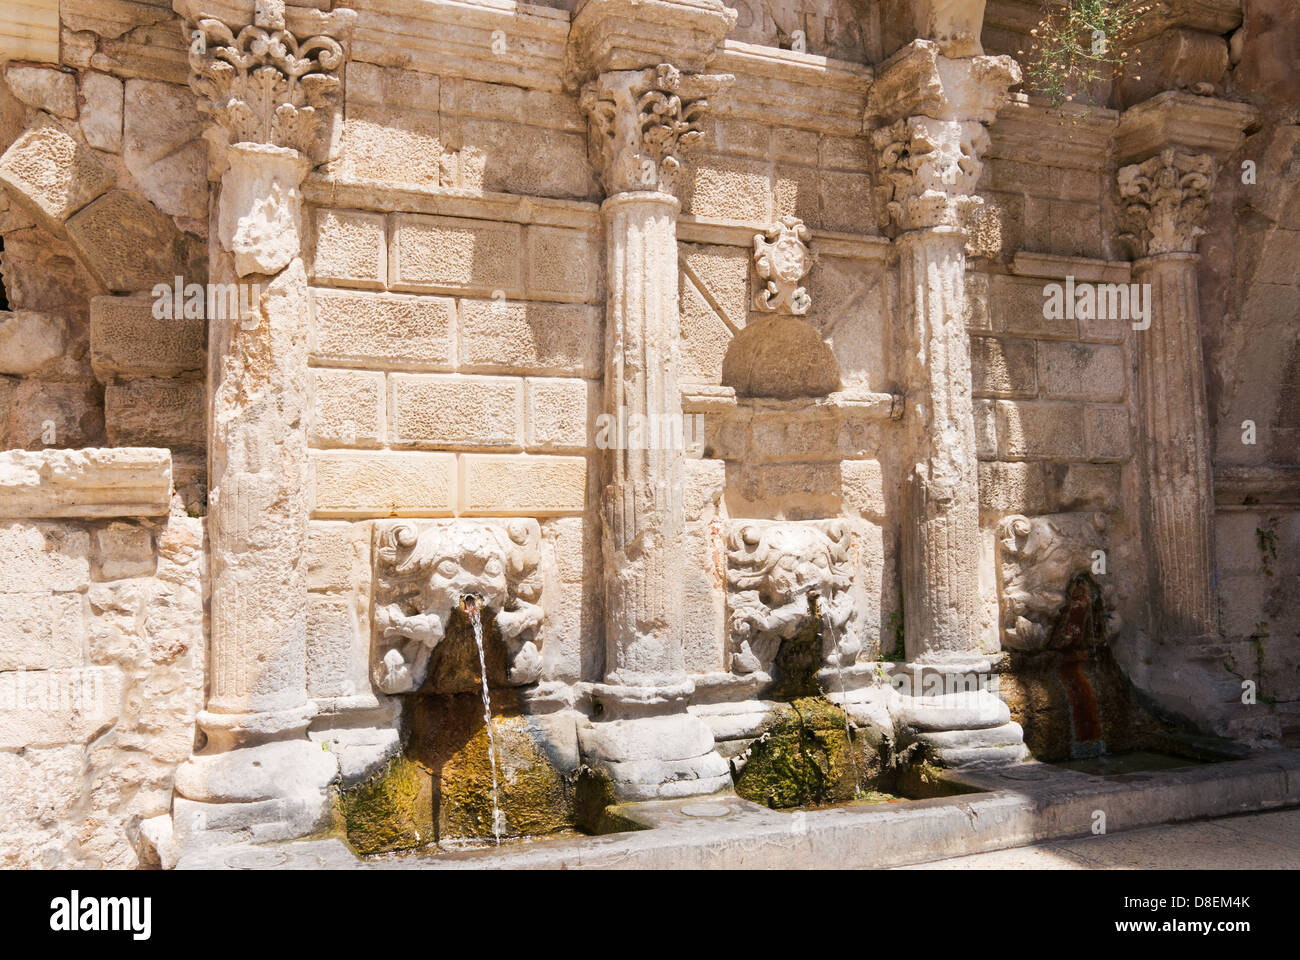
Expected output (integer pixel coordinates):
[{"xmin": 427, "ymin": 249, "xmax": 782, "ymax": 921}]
[{"xmin": 894, "ymin": 808, "xmax": 1300, "ymax": 869}]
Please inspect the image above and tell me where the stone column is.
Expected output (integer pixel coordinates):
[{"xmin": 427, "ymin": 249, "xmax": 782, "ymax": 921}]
[
  {"xmin": 1118, "ymin": 150, "xmax": 1219, "ymax": 637},
  {"xmin": 171, "ymin": 2, "xmax": 353, "ymax": 842},
  {"xmin": 570, "ymin": 0, "xmax": 735, "ymax": 800},
  {"xmin": 871, "ymin": 41, "xmax": 1027, "ymax": 764}
]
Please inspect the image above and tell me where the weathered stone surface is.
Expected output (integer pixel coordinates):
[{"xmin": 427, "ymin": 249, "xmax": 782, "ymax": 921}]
[
  {"xmin": 0, "ymin": 448, "xmax": 171, "ymax": 518},
  {"xmin": 90, "ymin": 293, "xmax": 205, "ymax": 379},
  {"xmin": 122, "ymin": 78, "xmax": 206, "ymax": 220},
  {"xmin": 310, "ymin": 290, "xmax": 453, "ymax": 368},
  {"xmin": 65, "ymin": 189, "xmax": 191, "ymax": 293},
  {"xmin": 5, "ymin": 65, "xmax": 77, "ymax": 118},
  {"xmin": 0, "ymin": 115, "xmax": 114, "ymax": 225},
  {"xmin": 104, "ymin": 379, "xmax": 204, "ymax": 450},
  {"xmin": 79, "ymin": 72, "xmax": 124, "ymax": 153},
  {"xmin": 0, "ymin": 310, "xmax": 66, "ymax": 374}
]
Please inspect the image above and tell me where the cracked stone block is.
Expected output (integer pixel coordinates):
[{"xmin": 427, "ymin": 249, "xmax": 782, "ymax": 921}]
[{"xmin": 0, "ymin": 115, "xmax": 114, "ymax": 225}]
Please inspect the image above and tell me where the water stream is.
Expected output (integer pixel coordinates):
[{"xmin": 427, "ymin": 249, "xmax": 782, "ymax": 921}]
[
  {"xmin": 817, "ymin": 595, "xmax": 862, "ymax": 796},
  {"xmin": 463, "ymin": 595, "xmax": 504, "ymax": 844}
]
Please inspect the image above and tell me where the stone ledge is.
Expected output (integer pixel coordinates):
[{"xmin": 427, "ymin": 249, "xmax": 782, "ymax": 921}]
[{"xmin": 0, "ymin": 447, "xmax": 172, "ymax": 518}]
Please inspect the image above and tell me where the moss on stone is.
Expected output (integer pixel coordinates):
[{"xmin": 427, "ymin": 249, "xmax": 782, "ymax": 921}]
[
  {"xmin": 340, "ymin": 755, "xmax": 435, "ymax": 856},
  {"xmin": 733, "ymin": 697, "xmax": 882, "ymax": 809},
  {"xmin": 438, "ymin": 714, "xmax": 574, "ymax": 840}
]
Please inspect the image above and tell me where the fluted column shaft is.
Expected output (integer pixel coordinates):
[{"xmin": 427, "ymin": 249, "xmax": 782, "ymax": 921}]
[
  {"xmin": 600, "ymin": 191, "xmax": 688, "ymax": 686},
  {"xmin": 1134, "ymin": 252, "xmax": 1217, "ymax": 635},
  {"xmin": 896, "ymin": 227, "xmax": 984, "ymax": 665}
]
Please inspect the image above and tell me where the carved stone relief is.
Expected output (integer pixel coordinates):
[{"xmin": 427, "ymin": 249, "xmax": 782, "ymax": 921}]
[
  {"xmin": 725, "ymin": 519, "xmax": 861, "ymax": 675},
  {"xmin": 752, "ymin": 216, "xmax": 813, "ymax": 315},
  {"xmin": 371, "ymin": 519, "xmax": 544, "ymax": 694},
  {"xmin": 996, "ymin": 512, "xmax": 1121, "ymax": 652},
  {"xmin": 1117, "ymin": 148, "xmax": 1216, "ymax": 256}
]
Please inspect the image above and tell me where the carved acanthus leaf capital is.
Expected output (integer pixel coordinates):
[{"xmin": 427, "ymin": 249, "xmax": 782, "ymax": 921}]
[
  {"xmin": 186, "ymin": 14, "xmax": 346, "ymax": 158},
  {"xmin": 1118, "ymin": 148, "xmax": 1217, "ymax": 256},
  {"xmin": 580, "ymin": 63, "xmax": 731, "ymax": 196},
  {"xmin": 872, "ymin": 115, "xmax": 990, "ymax": 233}
]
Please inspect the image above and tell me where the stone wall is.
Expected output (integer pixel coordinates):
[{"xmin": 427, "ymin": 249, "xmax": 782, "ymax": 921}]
[
  {"xmin": 0, "ymin": 449, "xmax": 204, "ymax": 868},
  {"xmin": 1200, "ymin": 0, "xmax": 1300, "ymax": 731}
]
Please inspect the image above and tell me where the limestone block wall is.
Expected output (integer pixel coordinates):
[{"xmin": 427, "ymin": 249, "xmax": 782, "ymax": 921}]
[
  {"xmin": 1199, "ymin": 0, "xmax": 1300, "ymax": 729},
  {"xmin": 0, "ymin": 0, "xmax": 208, "ymax": 486},
  {"xmin": 0, "ymin": 449, "xmax": 204, "ymax": 868},
  {"xmin": 304, "ymin": 68, "xmax": 607, "ymax": 697}
]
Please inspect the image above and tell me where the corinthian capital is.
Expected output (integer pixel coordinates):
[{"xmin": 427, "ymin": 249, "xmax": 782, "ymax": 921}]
[
  {"xmin": 873, "ymin": 116, "xmax": 989, "ymax": 233},
  {"xmin": 580, "ymin": 63, "xmax": 731, "ymax": 197},
  {"xmin": 186, "ymin": 9, "xmax": 348, "ymax": 160},
  {"xmin": 1118, "ymin": 148, "xmax": 1217, "ymax": 256}
]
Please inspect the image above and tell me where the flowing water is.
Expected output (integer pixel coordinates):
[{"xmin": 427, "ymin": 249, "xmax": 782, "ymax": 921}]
[
  {"xmin": 464, "ymin": 595, "xmax": 504, "ymax": 844},
  {"xmin": 818, "ymin": 596, "xmax": 862, "ymax": 796}
]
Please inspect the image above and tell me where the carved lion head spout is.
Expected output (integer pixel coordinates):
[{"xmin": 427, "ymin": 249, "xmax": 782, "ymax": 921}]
[
  {"xmin": 371, "ymin": 520, "xmax": 544, "ymax": 694},
  {"xmin": 725, "ymin": 520, "xmax": 860, "ymax": 677},
  {"xmin": 996, "ymin": 512, "xmax": 1121, "ymax": 653}
]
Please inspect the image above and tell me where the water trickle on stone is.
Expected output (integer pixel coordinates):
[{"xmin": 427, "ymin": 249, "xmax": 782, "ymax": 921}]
[
  {"xmin": 463, "ymin": 595, "xmax": 504, "ymax": 844},
  {"xmin": 818, "ymin": 595, "xmax": 862, "ymax": 796}
]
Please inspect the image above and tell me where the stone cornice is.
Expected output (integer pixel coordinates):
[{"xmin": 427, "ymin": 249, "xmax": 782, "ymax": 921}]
[
  {"xmin": 566, "ymin": 0, "xmax": 736, "ymax": 82},
  {"xmin": 711, "ymin": 41, "xmax": 872, "ymax": 137},
  {"xmin": 867, "ymin": 39, "xmax": 1020, "ymax": 125},
  {"xmin": 0, "ymin": 448, "xmax": 172, "ymax": 519},
  {"xmin": 1115, "ymin": 91, "xmax": 1257, "ymax": 165},
  {"xmin": 989, "ymin": 94, "xmax": 1119, "ymax": 171}
]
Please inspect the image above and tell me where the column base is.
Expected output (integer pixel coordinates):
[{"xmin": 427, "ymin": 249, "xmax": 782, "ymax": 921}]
[
  {"xmin": 893, "ymin": 686, "xmax": 1029, "ymax": 768},
  {"xmin": 578, "ymin": 681, "xmax": 731, "ymax": 801}
]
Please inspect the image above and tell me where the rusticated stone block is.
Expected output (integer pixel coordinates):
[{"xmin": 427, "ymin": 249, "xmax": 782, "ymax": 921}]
[
  {"xmin": 457, "ymin": 300, "xmax": 600, "ymax": 376},
  {"xmin": 989, "ymin": 274, "xmax": 1078, "ymax": 340},
  {"xmin": 996, "ymin": 400, "xmax": 1086, "ymax": 460},
  {"xmin": 389, "ymin": 213, "xmax": 522, "ymax": 295},
  {"xmin": 105, "ymin": 379, "xmax": 204, "ymax": 450},
  {"xmin": 311, "ymin": 450, "xmax": 456, "ymax": 517},
  {"xmin": 90, "ymin": 294, "xmax": 204, "ymax": 379},
  {"xmin": 524, "ymin": 226, "xmax": 601, "ymax": 303},
  {"xmin": 312, "ymin": 209, "xmax": 387, "ymax": 289},
  {"xmin": 0, "ymin": 115, "xmax": 113, "ymax": 225},
  {"xmin": 309, "ymin": 369, "xmax": 384, "ymax": 448},
  {"xmin": 978, "ymin": 461, "xmax": 1049, "ymax": 515},
  {"xmin": 389, "ymin": 374, "xmax": 521, "ymax": 449},
  {"xmin": 1084, "ymin": 404, "xmax": 1133, "ymax": 462},
  {"xmin": 1038, "ymin": 341, "xmax": 1126, "ymax": 402},
  {"xmin": 65, "ymin": 189, "xmax": 190, "ymax": 293},
  {"xmin": 525, "ymin": 378, "xmax": 595, "ymax": 452},
  {"xmin": 311, "ymin": 289, "xmax": 453, "ymax": 368},
  {"xmin": 459, "ymin": 454, "xmax": 587, "ymax": 515},
  {"xmin": 971, "ymin": 335, "xmax": 1037, "ymax": 398},
  {"xmin": 682, "ymin": 152, "xmax": 771, "ymax": 221}
]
